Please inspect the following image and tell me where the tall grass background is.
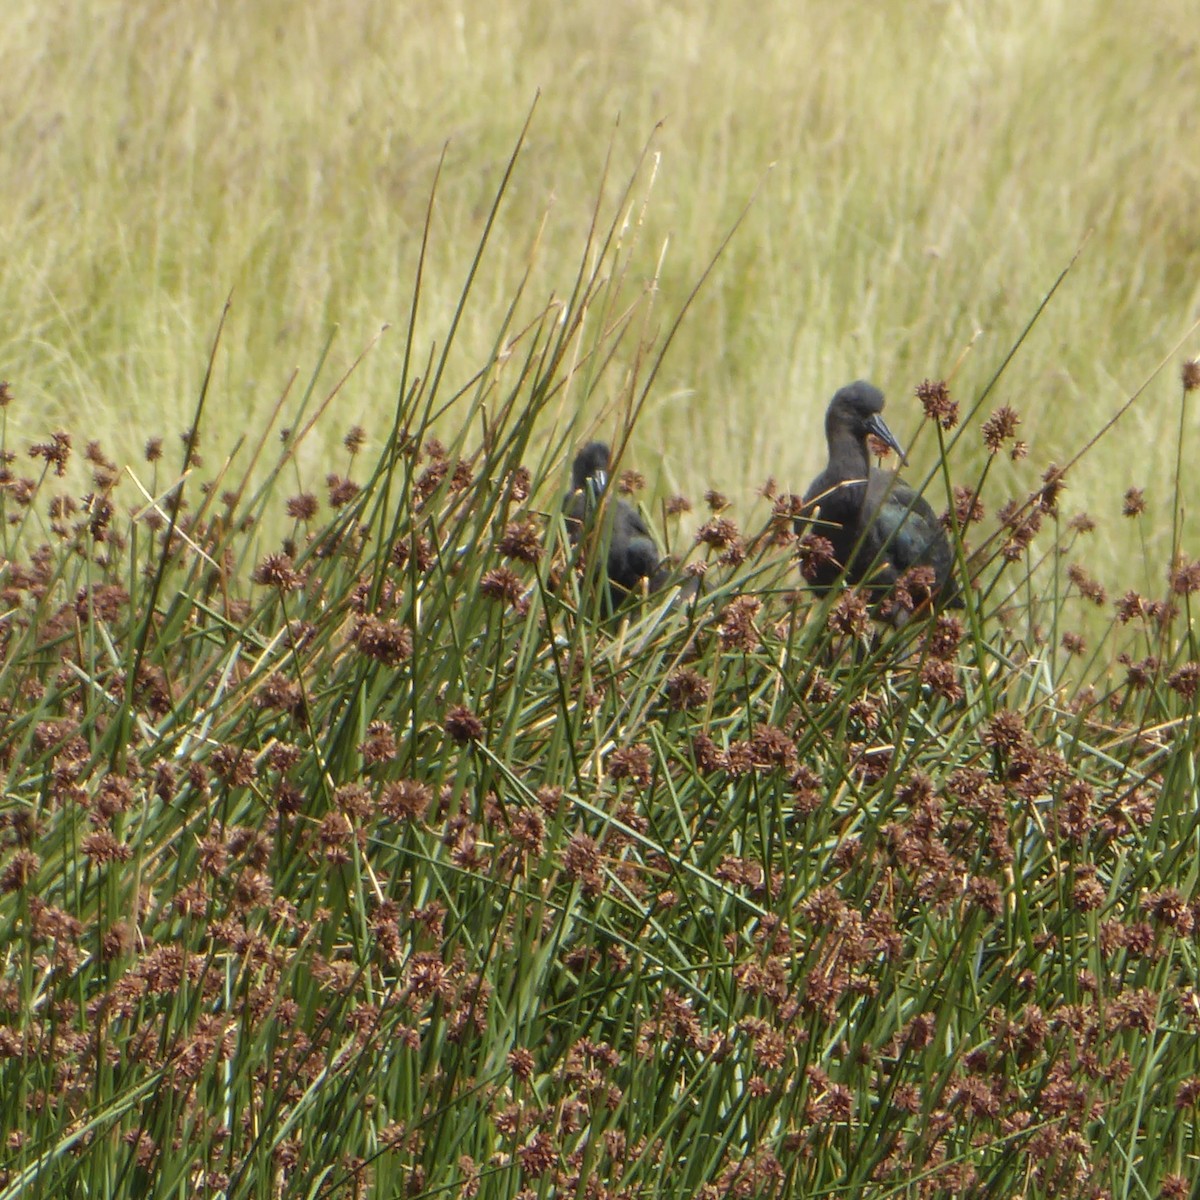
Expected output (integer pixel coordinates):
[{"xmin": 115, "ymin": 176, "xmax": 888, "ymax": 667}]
[
  {"xmin": 2, "ymin": 0, "xmax": 1198, "ymax": 569},
  {"xmin": 3, "ymin": 1, "xmax": 1200, "ymax": 1197}
]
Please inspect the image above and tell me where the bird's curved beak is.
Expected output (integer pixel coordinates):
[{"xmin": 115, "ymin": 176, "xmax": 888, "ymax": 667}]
[
  {"xmin": 865, "ymin": 414, "xmax": 907, "ymax": 465},
  {"xmin": 590, "ymin": 469, "xmax": 609, "ymax": 494}
]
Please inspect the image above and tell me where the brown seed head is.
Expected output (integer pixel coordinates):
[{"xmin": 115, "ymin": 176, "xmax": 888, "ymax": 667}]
[
  {"xmin": 1061, "ymin": 631, "xmax": 1086, "ymax": 656},
  {"xmin": 926, "ymin": 614, "xmax": 964, "ymax": 661},
  {"xmin": 379, "ymin": 779, "xmax": 432, "ymax": 821},
  {"xmin": 617, "ymin": 470, "xmax": 644, "ymax": 495},
  {"xmin": 1143, "ymin": 887, "xmax": 1193, "ymax": 934},
  {"xmin": 411, "ymin": 459, "xmax": 449, "ymax": 507},
  {"xmin": 719, "ymin": 595, "xmax": 761, "ymax": 652},
  {"xmin": 444, "ymin": 705, "xmax": 484, "ymax": 744},
  {"xmin": 179, "ymin": 427, "xmax": 202, "ymax": 468},
  {"xmin": 211, "ymin": 744, "xmax": 256, "ymax": 788},
  {"xmin": 1072, "ymin": 868, "xmax": 1105, "ymax": 913},
  {"xmin": 1067, "ymin": 564, "xmax": 1106, "ymax": 606},
  {"xmin": 326, "ymin": 474, "xmax": 361, "ymax": 508},
  {"xmin": 510, "ymin": 807, "xmax": 544, "ymax": 858},
  {"xmin": 1121, "ymin": 653, "xmax": 1159, "ymax": 690},
  {"xmin": 507, "ymin": 465, "xmax": 532, "ymax": 502},
  {"xmin": 1162, "ymin": 1173, "xmax": 1190, "ymax": 1200},
  {"xmin": 352, "ymin": 615, "xmax": 413, "ymax": 666},
  {"xmin": 518, "ymin": 1131, "xmax": 557, "ymax": 1176},
  {"xmin": 562, "ymin": 832, "xmax": 602, "ymax": 895},
  {"xmin": 946, "ymin": 485, "xmax": 985, "ymax": 529},
  {"xmin": 449, "ymin": 459, "xmax": 474, "ymax": 492},
  {"xmin": 0, "ymin": 849, "xmax": 39, "ymax": 893},
  {"xmin": 479, "ymin": 566, "xmax": 525, "ymax": 606},
  {"xmin": 251, "ymin": 553, "xmax": 302, "ymax": 590},
  {"xmin": 796, "ymin": 534, "xmax": 836, "ymax": 581},
  {"xmin": 750, "ymin": 726, "xmax": 797, "ymax": 772},
  {"xmin": 536, "ymin": 785, "xmax": 563, "ymax": 817},
  {"xmin": 719, "ymin": 539, "xmax": 746, "ymax": 567},
  {"xmin": 772, "ymin": 492, "xmax": 807, "ymax": 523},
  {"xmin": 81, "ymin": 829, "xmax": 132, "ymax": 864},
  {"xmin": 998, "ymin": 499, "xmax": 1042, "ymax": 560},
  {"xmin": 665, "ymin": 668, "xmax": 711, "ymax": 712},
  {"xmin": 499, "ymin": 519, "xmax": 542, "ymax": 564},
  {"xmin": 508, "ymin": 1047, "xmax": 535, "ymax": 1082},
  {"xmin": 696, "ymin": 517, "xmax": 740, "ymax": 550},
  {"xmin": 1147, "ymin": 599, "xmax": 1178, "ymax": 627},
  {"xmin": 29, "ymin": 432, "xmax": 72, "ymax": 477},
  {"xmin": 1115, "ymin": 590, "xmax": 1147, "ymax": 624},
  {"xmin": 866, "ymin": 432, "xmax": 895, "ymax": 461},
  {"xmin": 1170, "ymin": 557, "xmax": 1200, "ymax": 595},
  {"xmin": 390, "ymin": 534, "xmax": 434, "ymax": 573},
  {"xmin": 916, "ymin": 379, "xmax": 958, "ymax": 430},
  {"xmin": 255, "ymin": 673, "xmax": 305, "ymax": 717},
  {"xmin": 920, "ymin": 658, "xmax": 963, "ymax": 702},
  {"xmin": 982, "ymin": 709, "xmax": 1028, "ymax": 753},
  {"xmin": 879, "ymin": 564, "xmax": 937, "ymax": 619},
  {"xmin": 1122, "ymin": 487, "xmax": 1146, "ymax": 517},
  {"xmin": 982, "ymin": 405, "xmax": 1021, "ymax": 452},
  {"xmin": 691, "ymin": 733, "xmax": 726, "ymax": 775},
  {"xmin": 84, "ymin": 441, "xmax": 113, "ymax": 468},
  {"xmin": 1183, "ymin": 359, "xmax": 1200, "ymax": 393},
  {"xmin": 1168, "ymin": 662, "xmax": 1200, "ymax": 701},
  {"xmin": 608, "ymin": 744, "xmax": 653, "ymax": 788},
  {"xmin": 285, "ymin": 492, "xmax": 319, "ymax": 520},
  {"xmin": 829, "ymin": 590, "xmax": 870, "ymax": 638},
  {"xmin": 359, "ymin": 721, "xmax": 398, "ymax": 765},
  {"xmin": 1036, "ymin": 464, "xmax": 1066, "ymax": 514}
]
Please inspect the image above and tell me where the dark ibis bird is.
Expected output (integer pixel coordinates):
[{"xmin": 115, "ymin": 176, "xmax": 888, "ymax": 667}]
[
  {"xmin": 566, "ymin": 441, "xmax": 666, "ymax": 597},
  {"xmin": 797, "ymin": 381, "xmax": 957, "ymax": 609}
]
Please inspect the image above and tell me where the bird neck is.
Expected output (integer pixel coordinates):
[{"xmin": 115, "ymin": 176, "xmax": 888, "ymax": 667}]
[{"xmin": 826, "ymin": 424, "xmax": 872, "ymax": 481}]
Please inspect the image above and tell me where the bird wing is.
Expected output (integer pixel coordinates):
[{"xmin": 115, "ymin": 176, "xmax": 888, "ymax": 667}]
[
  {"xmin": 619, "ymin": 503, "xmax": 654, "ymax": 541},
  {"xmin": 863, "ymin": 483, "xmax": 945, "ymax": 574}
]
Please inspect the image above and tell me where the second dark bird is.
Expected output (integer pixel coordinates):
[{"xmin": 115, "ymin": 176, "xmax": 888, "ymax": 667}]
[
  {"xmin": 797, "ymin": 381, "xmax": 958, "ymax": 606},
  {"xmin": 566, "ymin": 441, "xmax": 666, "ymax": 597}
]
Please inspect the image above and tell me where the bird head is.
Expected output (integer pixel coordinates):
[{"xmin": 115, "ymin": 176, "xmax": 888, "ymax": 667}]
[
  {"xmin": 571, "ymin": 441, "xmax": 611, "ymax": 493},
  {"xmin": 826, "ymin": 381, "xmax": 907, "ymax": 464}
]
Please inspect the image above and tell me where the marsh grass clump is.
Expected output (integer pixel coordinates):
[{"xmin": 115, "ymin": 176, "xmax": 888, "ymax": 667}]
[{"xmin": 2, "ymin": 145, "xmax": 1200, "ymax": 1200}]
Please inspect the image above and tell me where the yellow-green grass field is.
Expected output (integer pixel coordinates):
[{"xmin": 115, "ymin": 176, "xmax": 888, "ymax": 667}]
[
  {"xmin": 2, "ymin": 0, "xmax": 1198, "ymax": 580},
  {"xmin": 5, "ymin": 3, "xmax": 1200, "ymax": 1198}
]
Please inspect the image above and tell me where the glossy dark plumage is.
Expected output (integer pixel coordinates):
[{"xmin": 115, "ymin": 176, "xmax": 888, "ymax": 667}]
[
  {"xmin": 566, "ymin": 441, "xmax": 665, "ymax": 595},
  {"xmin": 797, "ymin": 381, "xmax": 957, "ymax": 604}
]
